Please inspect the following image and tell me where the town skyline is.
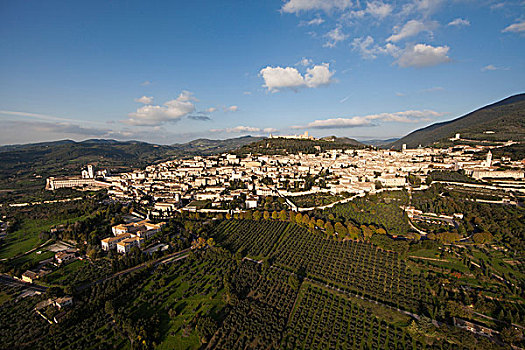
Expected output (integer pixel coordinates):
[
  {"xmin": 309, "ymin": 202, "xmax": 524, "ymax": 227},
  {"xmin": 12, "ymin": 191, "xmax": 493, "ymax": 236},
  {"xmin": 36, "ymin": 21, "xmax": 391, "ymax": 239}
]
[{"xmin": 1, "ymin": 0, "xmax": 524, "ymax": 145}]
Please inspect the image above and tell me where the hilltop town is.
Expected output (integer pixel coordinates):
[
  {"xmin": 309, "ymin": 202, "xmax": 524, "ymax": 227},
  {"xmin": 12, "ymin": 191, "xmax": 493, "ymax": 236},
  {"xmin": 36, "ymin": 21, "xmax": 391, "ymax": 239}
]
[{"xmin": 47, "ymin": 134, "xmax": 524, "ymax": 219}]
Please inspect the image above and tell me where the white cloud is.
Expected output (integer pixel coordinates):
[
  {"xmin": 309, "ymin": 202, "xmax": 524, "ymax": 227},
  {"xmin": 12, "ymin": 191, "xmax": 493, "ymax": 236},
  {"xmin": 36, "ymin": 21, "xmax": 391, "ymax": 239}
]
[
  {"xmin": 502, "ymin": 20, "xmax": 525, "ymax": 33},
  {"xmin": 448, "ymin": 18, "xmax": 470, "ymax": 27},
  {"xmin": 263, "ymin": 127, "xmax": 278, "ymax": 133},
  {"xmin": 211, "ymin": 126, "xmax": 261, "ymax": 133},
  {"xmin": 344, "ymin": 9, "xmax": 365, "ymax": 18},
  {"xmin": 0, "ymin": 110, "xmax": 109, "ymax": 127},
  {"xmin": 300, "ymin": 116, "xmax": 373, "ymax": 128},
  {"xmin": 134, "ymin": 96, "xmax": 154, "ymax": 104},
  {"xmin": 0, "ymin": 110, "xmax": 79, "ymax": 123},
  {"xmin": 304, "ymin": 64, "xmax": 336, "ymax": 87},
  {"xmin": 490, "ymin": 2, "xmax": 505, "ymax": 10},
  {"xmin": 281, "ymin": 0, "xmax": 352, "ymax": 13},
  {"xmin": 297, "ymin": 57, "xmax": 313, "ymax": 66},
  {"xmin": 125, "ymin": 91, "xmax": 197, "ymax": 126},
  {"xmin": 387, "ymin": 20, "xmax": 437, "ymax": 42},
  {"xmin": 206, "ymin": 107, "xmax": 217, "ymax": 113},
  {"xmin": 227, "ymin": 126, "xmax": 259, "ymax": 133},
  {"xmin": 210, "ymin": 126, "xmax": 279, "ymax": 134},
  {"xmin": 176, "ymin": 90, "xmax": 199, "ymax": 102},
  {"xmin": 352, "ymin": 36, "xmax": 399, "ymax": 59},
  {"xmin": 352, "ymin": 36, "xmax": 378, "ymax": 59},
  {"xmin": 402, "ymin": 0, "xmax": 444, "ymax": 17},
  {"xmin": 482, "ymin": 64, "xmax": 498, "ymax": 71},
  {"xmin": 295, "ymin": 110, "xmax": 444, "ymax": 129},
  {"xmin": 342, "ymin": 1, "xmax": 392, "ymax": 20},
  {"xmin": 365, "ymin": 1, "xmax": 393, "ymax": 19},
  {"xmin": 141, "ymin": 80, "xmax": 151, "ymax": 86},
  {"xmin": 259, "ymin": 63, "xmax": 335, "ymax": 92},
  {"xmin": 352, "ymin": 37, "xmax": 449, "ymax": 68},
  {"xmin": 300, "ymin": 17, "xmax": 325, "ymax": 26},
  {"xmin": 225, "ymin": 105, "xmax": 239, "ymax": 112},
  {"xmin": 395, "ymin": 43, "xmax": 451, "ymax": 68},
  {"xmin": 481, "ymin": 64, "xmax": 509, "ymax": 71},
  {"xmin": 259, "ymin": 66, "xmax": 305, "ymax": 92},
  {"xmin": 324, "ymin": 26, "xmax": 349, "ymax": 47}
]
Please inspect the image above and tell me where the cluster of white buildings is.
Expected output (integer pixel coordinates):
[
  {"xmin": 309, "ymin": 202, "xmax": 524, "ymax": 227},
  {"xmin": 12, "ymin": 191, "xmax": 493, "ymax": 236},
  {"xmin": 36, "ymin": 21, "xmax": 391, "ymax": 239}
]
[
  {"xmin": 101, "ymin": 220, "xmax": 165, "ymax": 253},
  {"xmin": 46, "ymin": 165, "xmax": 111, "ymax": 190},
  {"xmin": 403, "ymin": 206, "xmax": 464, "ymax": 227},
  {"xmin": 269, "ymin": 131, "xmax": 315, "ymax": 140},
  {"xmin": 103, "ymin": 148, "xmax": 423, "ymax": 214},
  {"xmin": 104, "ymin": 143, "xmax": 521, "ymax": 213},
  {"xmin": 47, "ymin": 139, "xmax": 524, "ymax": 218}
]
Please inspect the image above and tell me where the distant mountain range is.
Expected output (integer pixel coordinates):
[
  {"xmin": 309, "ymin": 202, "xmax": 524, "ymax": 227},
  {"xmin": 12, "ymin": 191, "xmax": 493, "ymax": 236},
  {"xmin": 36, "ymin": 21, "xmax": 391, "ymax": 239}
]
[
  {"xmin": 0, "ymin": 136, "xmax": 263, "ymax": 193},
  {"xmin": 390, "ymin": 93, "xmax": 525, "ymax": 149},
  {"xmin": 359, "ymin": 138, "xmax": 400, "ymax": 147},
  {"xmin": 0, "ymin": 135, "xmax": 263, "ymax": 154},
  {"xmin": 171, "ymin": 136, "xmax": 265, "ymax": 154},
  {"xmin": 0, "ymin": 135, "xmax": 264, "ymax": 177}
]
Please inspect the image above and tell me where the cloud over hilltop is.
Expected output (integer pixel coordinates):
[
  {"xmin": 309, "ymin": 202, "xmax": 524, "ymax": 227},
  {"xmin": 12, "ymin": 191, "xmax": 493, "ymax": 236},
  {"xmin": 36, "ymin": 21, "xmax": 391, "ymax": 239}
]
[
  {"xmin": 125, "ymin": 91, "xmax": 197, "ymax": 126},
  {"xmin": 294, "ymin": 109, "xmax": 444, "ymax": 129},
  {"xmin": 260, "ymin": 63, "xmax": 335, "ymax": 92},
  {"xmin": 210, "ymin": 126, "xmax": 278, "ymax": 133}
]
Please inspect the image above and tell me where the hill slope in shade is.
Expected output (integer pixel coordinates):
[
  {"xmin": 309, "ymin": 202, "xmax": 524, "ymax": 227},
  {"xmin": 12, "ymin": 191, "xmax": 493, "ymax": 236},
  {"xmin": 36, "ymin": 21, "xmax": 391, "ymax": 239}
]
[
  {"xmin": 172, "ymin": 135, "xmax": 264, "ymax": 154},
  {"xmin": 360, "ymin": 138, "xmax": 400, "ymax": 147},
  {"xmin": 319, "ymin": 136, "xmax": 364, "ymax": 146},
  {"xmin": 390, "ymin": 93, "xmax": 525, "ymax": 149}
]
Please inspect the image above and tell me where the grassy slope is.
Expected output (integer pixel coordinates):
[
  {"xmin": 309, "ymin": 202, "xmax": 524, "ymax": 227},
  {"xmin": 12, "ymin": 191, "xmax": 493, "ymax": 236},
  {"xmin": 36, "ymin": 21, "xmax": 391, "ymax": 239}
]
[
  {"xmin": 0, "ymin": 213, "xmax": 89, "ymax": 260},
  {"xmin": 390, "ymin": 93, "xmax": 525, "ymax": 149}
]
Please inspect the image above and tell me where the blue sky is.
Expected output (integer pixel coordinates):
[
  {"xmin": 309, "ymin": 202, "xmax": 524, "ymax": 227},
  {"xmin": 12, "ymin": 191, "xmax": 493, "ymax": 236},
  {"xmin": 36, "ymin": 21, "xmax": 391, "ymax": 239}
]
[{"xmin": 0, "ymin": 0, "xmax": 524, "ymax": 145}]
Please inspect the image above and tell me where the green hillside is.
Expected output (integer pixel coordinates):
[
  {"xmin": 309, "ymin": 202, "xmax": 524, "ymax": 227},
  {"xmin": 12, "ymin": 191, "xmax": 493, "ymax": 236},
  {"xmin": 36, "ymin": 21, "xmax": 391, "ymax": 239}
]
[
  {"xmin": 235, "ymin": 136, "xmax": 364, "ymax": 156},
  {"xmin": 390, "ymin": 93, "xmax": 525, "ymax": 149},
  {"xmin": 172, "ymin": 135, "xmax": 264, "ymax": 154}
]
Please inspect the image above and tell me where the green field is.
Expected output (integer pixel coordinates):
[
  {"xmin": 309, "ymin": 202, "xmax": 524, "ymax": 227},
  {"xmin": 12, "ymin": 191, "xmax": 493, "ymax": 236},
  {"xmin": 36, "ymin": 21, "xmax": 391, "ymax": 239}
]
[{"xmin": 0, "ymin": 214, "xmax": 87, "ymax": 260}]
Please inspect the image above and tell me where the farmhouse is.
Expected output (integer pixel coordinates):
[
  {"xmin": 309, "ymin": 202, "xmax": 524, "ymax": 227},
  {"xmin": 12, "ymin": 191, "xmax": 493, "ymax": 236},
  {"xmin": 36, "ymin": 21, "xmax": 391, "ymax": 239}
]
[
  {"xmin": 21, "ymin": 270, "xmax": 39, "ymax": 283},
  {"xmin": 55, "ymin": 250, "xmax": 76, "ymax": 264}
]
